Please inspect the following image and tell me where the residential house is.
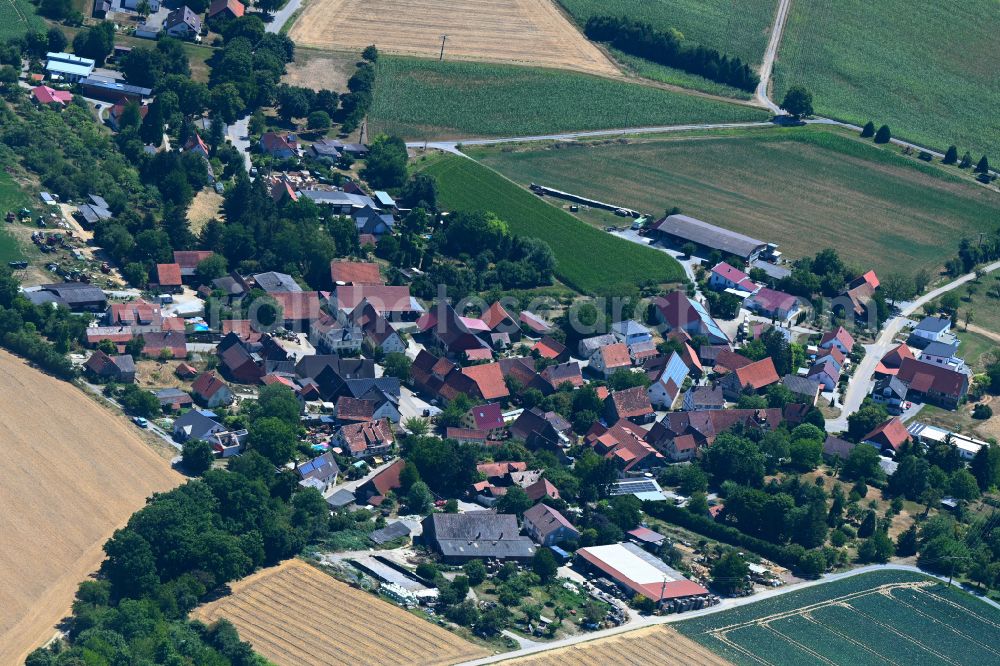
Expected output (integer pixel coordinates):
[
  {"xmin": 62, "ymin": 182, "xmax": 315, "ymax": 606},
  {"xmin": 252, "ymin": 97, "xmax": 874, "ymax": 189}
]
[
  {"xmin": 647, "ymin": 351, "xmax": 690, "ymax": 409},
  {"xmin": 838, "ymin": 270, "xmax": 879, "ymax": 321},
  {"xmin": 336, "ymin": 418, "xmax": 395, "ymax": 459},
  {"xmin": 462, "ymin": 362, "xmax": 510, "ymax": 401},
  {"xmin": 682, "ymin": 385, "xmax": 725, "ymax": 411},
  {"xmin": 296, "ymin": 451, "xmax": 340, "ymax": 492},
  {"xmin": 531, "ymin": 336, "xmax": 566, "ymax": 361},
  {"xmin": 356, "ymin": 458, "xmax": 404, "ymax": 506},
  {"xmin": 260, "ymin": 132, "xmax": 299, "ymax": 159},
  {"xmin": 218, "ymin": 332, "xmax": 288, "ymax": 383},
  {"xmin": 589, "ymin": 342, "xmax": 632, "ymax": 379},
  {"xmin": 182, "ymin": 132, "xmax": 209, "ymax": 158},
  {"xmin": 330, "ymin": 261, "xmax": 383, "ymax": 286},
  {"xmin": 524, "ymin": 477, "xmax": 560, "ymax": 502},
  {"xmin": 822, "ymin": 435, "xmax": 855, "ymax": 461},
  {"xmin": 541, "ymin": 361, "xmax": 584, "ymax": 390},
  {"xmin": 310, "ymin": 313, "xmax": 363, "ymax": 354},
  {"xmin": 807, "ymin": 361, "xmax": 841, "ymax": 392},
  {"xmin": 465, "ymin": 403, "xmax": 505, "ymax": 439},
  {"xmin": 447, "ymin": 428, "xmax": 495, "ymax": 446},
  {"xmin": 207, "ymin": 0, "xmax": 244, "ymax": 19},
  {"xmin": 164, "ymin": 6, "xmax": 202, "ymax": 39},
  {"xmin": 172, "ymin": 409, "xmax": 225, "ymax": 442},
  {"xmin": 611, "ymin": 320, "xmax": 653, "ymax": 346},
  {"xmin": 712, "ymin": 349, "xmax": 753, "ymax": 375},
  {"xmin": 781, "ymin": 374, "xmax": 821, "ymax": 406},
  {"xmin": 416, "ymin": 303, "xmax": 491, "ymax": 356},
  {"xmin": 272, "ymin": 291, "xmax": 322, "ymax": 331},
  {"xmin": 720, "ymin": 357, "xmax": 779, "ymax": 400},
  {"xmin": 647, "ymin": 408, "xmax": 785, "ymax": 458},
  {"xmin": 84, "ymin": 350, "xmax": 136, "ymax": 382},
  {"xmin": 32, "ymin": 85, "xmax": 73, "ymax": 107},
  {"xmin": 191, "ymin": 371, "xmax": 233, "ymax": 408},
  {"xmin": 348, "ymin": 300, "xmax": 406, "ymax": 354},
  {"xmin": 872, "ymin": 376, "xmax": 908, "ymax": 415},
  {"xmin": 895, "ymin": 357, "xmax": 969, "ymax": 409},
  {"xmin": 606, "ymin": 386, "xmax": 655, "ymax": 424},
  {"xmin": 481, "ymin": 301, "xmax": 521, "ymax": 342},
  {"xmin": 708, "ymin": 261, "xmax": 758, "ymax": 293},
  {"xmin": 173, "ymin": 250, "xmax": 214, "ymax": 281},
  {"xmin": 919, "ymin": 340, "xmax": 965, "ymax": 372},
  {"xmin": 253, "ymin": 271, "xmax": 301, "ymax": 293},
  {"xmin": 652, "ymin": 291, "xmax": 729, "ymax": 344},
  {"xmin": 815, "ymin": 345, "xmax": 847, "ymax": 371},
  {"xmin": 333, "ymin": 285, "xmax": 421, "ymax": 321},
  {"xmin": 746, "ymin": 288, "xmax": 800, "ymax": 321},
  {"xmin": 819, "ymin": 327, "xmax": 855, "ymax": 355},
  {"xmin": 577, "ymin": 333, "xmax": 617, "ymax": 359},
  {"xmin": 909, "ymin": 316, "xmax": 953, "ymax": 348},
  {"xmin": 523, "ymin": 502, "xmax": 579, "ymax": 547},
  {"xmin": 862, "ymin": 417, "xmax": 911, "ymax": 455},
  {"xmin": 141, "ymin": 332, "xmax": 188, "ymax": 359},
  {"xmin": 421, "ymin": 512, "xmax": 536, "ymax": 563},
  {"xmin": 510, "ymin": 407, "xmax": 572, "ymax": 446},
  {"xmin": 584, "ymin": 420, "xmax": 664, "ymax": 473},
  {"xmin": 352, "ymin": 204, "xmax": 396, "ymax": 236}
]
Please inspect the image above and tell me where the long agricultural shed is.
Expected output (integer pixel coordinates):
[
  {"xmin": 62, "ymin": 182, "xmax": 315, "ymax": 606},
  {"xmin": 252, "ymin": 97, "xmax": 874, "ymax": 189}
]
[{"xmin": 530, "ymin": 183, "xmax": 642, "ymax": 217}]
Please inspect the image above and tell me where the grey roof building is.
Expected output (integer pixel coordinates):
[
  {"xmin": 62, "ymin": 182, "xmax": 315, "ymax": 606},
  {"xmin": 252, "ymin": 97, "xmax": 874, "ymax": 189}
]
[
  {"xmin": 252, "ymin": 271, "xmax": 302, "ymax": 293},
  {"xmin": 28, "ymin": 283, "xmax": 107, "ymax": 311},
  {"xmin": 654, "ymin": 214, "xmax": 768, "ymax": 261},
  {"xmin": 172, "ymin": 409, "xmax": 224, "ymax": 442},
  {"xmin": 369, "ymin": 521, "xmax": 412, "ymax": 545},
  {"xmin": 751, "ymin": 259, "xmax": 791, "ymax": 280},
  {"xmin": 421, "ymin": 512, "xmax": 536, "ymax": 563},
  {"xmin": 781, "ymin": 374, "xmax": 822, "ymax": 404},
  {"xmin": 296, "ymin": 451, "xmax": 340, "ymax": 488}
]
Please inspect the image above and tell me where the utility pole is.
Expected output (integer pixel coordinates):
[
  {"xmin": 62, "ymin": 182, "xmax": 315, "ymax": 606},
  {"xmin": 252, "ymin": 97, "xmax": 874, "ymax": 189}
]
[{"xmin": 439, "ymin": 35, "xmax": 448, "ymax": 61}]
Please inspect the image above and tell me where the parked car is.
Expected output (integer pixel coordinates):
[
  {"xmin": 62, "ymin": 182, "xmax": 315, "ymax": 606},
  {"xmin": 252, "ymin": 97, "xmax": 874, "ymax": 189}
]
[{"xmin": 131, "ymin": 416, "xmax": 149, "ymax": 428}]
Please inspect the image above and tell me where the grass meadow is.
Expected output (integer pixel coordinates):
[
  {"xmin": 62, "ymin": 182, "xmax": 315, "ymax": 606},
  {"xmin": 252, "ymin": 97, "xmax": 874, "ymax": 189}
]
[
  {"xmin": 775, "ymin": 0, "xmax": 1000, "ymax": 157},
  {"xmin": 0, "ymin": 169, "xmax": 26, "ymax": 262},
  {"xmin": 369, "ymin": 56, "xmax": 767, "ymax": 140},
  {"xmin": 465, "ymin": 127, "xmax": 1000, "ymax": 277},
  {"xmin": 415, "ymin": 154, "xmax": 686, "ymax": 294},
  {"xmin": 677, "ymin": 570, "xmax": 1000, "ymax": 666},
  {"xmin": 557, "ymin": 0, "xmax": 777, "ymax": 64}
]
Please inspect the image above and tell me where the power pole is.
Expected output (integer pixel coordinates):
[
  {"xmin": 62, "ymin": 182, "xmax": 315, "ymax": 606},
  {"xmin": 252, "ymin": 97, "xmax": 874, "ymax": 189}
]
[{"xmin": 439, "ymin": 35, "xmax": 448, "ymax": 61}]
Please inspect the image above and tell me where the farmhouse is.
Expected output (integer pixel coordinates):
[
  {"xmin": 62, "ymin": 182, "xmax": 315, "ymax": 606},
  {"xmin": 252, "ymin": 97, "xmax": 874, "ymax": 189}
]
[
  {"xmin": 575, "ymin": 542, "xmax": 709, "ymax": 610},
  {"xmin": 721, "ymin": 357, "xmax": 779, "ymax": 400},
  {"xmin": 682, "ymin": 385, "xmax": 725, "ymax": 411},
  {"xmin": 589, "ymin": 343, "xmax": 632, "ymax": 378},
  {"xmin": 895, "ymin": 357, "xmax": 969, "ymax": 409},
  {"xmin": 84, "ymin": 350, "xmax": 136, "ymax": 382},
  {"xmin": 356, "ymin": 458, "xmax": 404, "ymax": 506},
  {"xmin": 155, "ymin": 387, "xmax": 193, "ymax": 411},
  {"xmin": 862, "ymin": 417, "xmax": 911, "ymax": 455},
  {"xmin": 605, "ymin": 386, "xmax": 655, "ymax": 424},
  {"xmin": 709, "ymin": 261, "xmax": 758, "ymax": 293},
  {"xmin": 653, "ymin": 214, "xmax": 769, "ymax": 262},
  {"xmin": 253, "ymin": 271, "xmax": 301, "ymax": 293},
  {"xmin": 652, "ymin": 291, "xmax": 729, "ymax": 344},
  {"xmin": 336, "ymin": 418, "xmax": 395, "ymax": 458},
  {"xmin": 421, "ymin": 512, "xmax": 536, "ymax": 563},
  {"xmin": 541, "ymin": 361, "xmax": 584, "ymax": 390},
  {"xmin": 332, "ymin": 285, "xmax": 422, "ymax": 319}
]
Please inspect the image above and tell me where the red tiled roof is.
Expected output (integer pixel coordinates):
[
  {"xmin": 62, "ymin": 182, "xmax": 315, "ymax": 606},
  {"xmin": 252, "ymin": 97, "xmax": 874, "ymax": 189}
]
[
  {"xmin": 446, "ymin": 427, "xmax": 490, "ymax": 442},
  {"xmin": 464, "ymin": 348, "xmax": 493, "ymax": 362},
  {"xmin": 341, "ymin": 418, "xmax": 394, "ymax": 454},
  {"xmin": 272, "ymin": 291, "xmax": 321, "ymax": 321},
  {"xmin": 173, "ymin": 250, "xmax": 214, "ymax": 270},
  {"xmin": 862, "ymin": 417, "xmax": 911, "ymax": 452},
  {"xmin": 335, "ymin": 285, "xmax": 414, "ymax": 313},
  {"xmin": 330, "ymin": 261, "xmax": 383, "ymax": 285},
  {"xmin": 336, "ymin": 396, "xmax": 375, "ymax": 422},
  {"xmin": 477, "ymin": 461, "xmax": 527, "ymax": 478},
  {"xmin": 576, "ymin": 546, "xmax": 708, "ymax": 601},
  {"xmin": 208, "ymin": 0, "xmax": 244, "ymax": 17},
  {"xmin": 482, "ymin": 301, "xmax": 514, "ymax": 330},
  {"xmin": 524, "ymin": 477, "xmax": 559, "ymax": 501},
  {"xmin": 192, "ymin": 371, "xmax": 228, "ymax": 399},
  {"xmin": 519, "ymin": 310, "xmax": 551, "ymax": 334},
  {"xmin": 532, "ymin": 336, "xmax": 566, "ymax": 360},
  {"xmin": 32, "ymin": 85, "xmax": 73, "ymax": 105},
  {"xmin": 461, "ymin": 363, "xmax": 510, "ymax": 400},
  {"xmin": 608, "ymin": 386, "xmax": 653, "ymax": 419},
  {"xmin": 896, "ymin": 357, "xmax": 967, "ymax": 398},
  {"xmin": 469, "ymin": 403, "xmax": 504, "ymax": 431},
  {"xmin": 714, "ymin": 350, "xmax": 753, "ymax": 374},
  {"xmin": 598, "ymin": 343, "xmax": 631, "ymax": 369},
  {"xmin": 734, "ymin": 357, "xmax": 779, "ymax": 390},
  {"xmin": 875, "ymin": 343, "xmax": 914, "ymax": 376},
  {"xmin": 222, "ymin": 319, "xmax": 258, "ymax": 339},
  {"xmin": 821, "ymin": 326, "xmax": 855, "ymax": 351},
  {"xmin": 750, "ymin": 287, "xmax": 797, "ymax": 313},
  {"xmin": 156, "ymin": 263, "xmax": 182, "ymax": 286},
  {"xmin": 367, "ymin": 459, "xmax": 404, "ymax": 497}
]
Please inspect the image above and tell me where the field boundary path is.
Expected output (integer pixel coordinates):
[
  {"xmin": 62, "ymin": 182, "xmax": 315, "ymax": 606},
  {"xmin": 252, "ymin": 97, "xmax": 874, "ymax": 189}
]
[
  {"xmin": 265, "ymin": 0, "xmax": 302, "ymax": 34},
  {"xmin": 827, "ymin": 259, "xmax": 1000, "ymax": 432},
  {"xmin": 755, "ymin": 0, "xmax": 792, "ymax": 112},
  {"xmin": 461, "ymin": 564, "xmax": 1000, "ymax": 665}
]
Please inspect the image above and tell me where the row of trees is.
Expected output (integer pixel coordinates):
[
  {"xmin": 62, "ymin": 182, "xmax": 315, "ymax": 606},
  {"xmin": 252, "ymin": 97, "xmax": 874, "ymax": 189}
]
[{"xmin": 585, "ymin": 16, "xmax": 760, "ymax": 92}]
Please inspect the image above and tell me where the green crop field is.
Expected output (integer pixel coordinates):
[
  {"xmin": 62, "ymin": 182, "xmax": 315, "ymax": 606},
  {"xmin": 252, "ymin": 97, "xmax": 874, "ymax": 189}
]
[
  {"xmin": 415, "ymin": 155, "xmax": 685, "ymax": 294},
  {"xmin": 369, "ymin": 56, "xmax": 768, "ymax": 140},
  {"xmin": 0, "ymin": 0, "xmax": 43, "ymax": 42},
  {"xmin": 775, "ymin": 0, "xmax": 1000, "ymax": 158},
  {"xmin": 677, "ymin": 570, "xmax": 1000, "ymax": 666},
  {"xmin": 465, "ymin": 127, "xmax": 1000, "ymax": 277},
  {"xmin": 557, "ymin": 0, "xmax": 776, "ymax": 64}
]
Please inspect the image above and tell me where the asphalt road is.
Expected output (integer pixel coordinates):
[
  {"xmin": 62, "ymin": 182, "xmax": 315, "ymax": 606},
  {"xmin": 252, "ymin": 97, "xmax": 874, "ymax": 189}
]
[
  {"xmin": 226, "ymin": 115, "xmax": 252, "ymax": 173},
  {"xmin": 265, "ymin": 0, "xmax": 302, "ymax": 34},
  {"xmin": 827, "ymin": 259, "xmax": 1000, "ymax": 432}
]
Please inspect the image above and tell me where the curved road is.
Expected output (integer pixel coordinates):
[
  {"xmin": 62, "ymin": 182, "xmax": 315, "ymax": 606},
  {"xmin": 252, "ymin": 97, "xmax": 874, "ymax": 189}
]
[
  {"xmin": 827, "ymin": 259, "xmax": 1000, "ymax": 432},
  {"xmin": 755, "ymin": 0, "xmax": 792, "ymax": 112},
  {"xmin": 459, "ymin": 563, "xmax": 999, "ymax": 665}
]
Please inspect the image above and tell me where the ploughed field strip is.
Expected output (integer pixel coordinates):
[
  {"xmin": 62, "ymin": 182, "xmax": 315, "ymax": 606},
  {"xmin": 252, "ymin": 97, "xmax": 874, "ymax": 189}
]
[
  {"xmin": 191, "ymin": 559, "xmax": 488, "ymax": 666},
  {"xmin": 678, "ymin": 573, "xmax": 1000, "ymax": 666},
  {"xmin": 289, "ymin": 0, "xmax": 619, "ymax": 77}
]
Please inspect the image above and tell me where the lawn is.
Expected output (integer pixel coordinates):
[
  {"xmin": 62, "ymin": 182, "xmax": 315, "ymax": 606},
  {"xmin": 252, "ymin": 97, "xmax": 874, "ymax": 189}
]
[
  {"xmin": 557, "ymin": 0, "xmax": 777, "ymax": 64},
  {"xmin": 948, "ymin": 276, "xmax": 1000, "ymax": 346},
  {"xmin": 464, "ymin": 127, "xmax": 1000, "ymax": 277},
  {"xmin": 774, "ymin": 0, "xmax": 1000, "ymax": 158},
  {"xmin": 370, "ymin": 56, "xmax": 768, "ymax": 140},
  {"xmin": 0, "ymin": 0, "xmax": 43, "ymax": 43},
  {"xmin": 676, "ymin": 570, "xmax": 1000, "ymax": 666},
  {"xmin": 414, "ymin": 154, "xmax": 686, "ymax": 294},
  {"xmin": 0, "ymin": 170, "xmax": 27, "ymax": 263}
]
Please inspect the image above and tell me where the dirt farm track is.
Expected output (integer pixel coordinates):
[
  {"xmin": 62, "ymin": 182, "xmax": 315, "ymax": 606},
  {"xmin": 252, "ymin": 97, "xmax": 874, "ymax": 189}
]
[
  {"xmin": 0, "ymin": 350, "xmax": 180, "ymax": 664},
  {"xmin": 501, "ymin": 625, "xmax": 733, "ymax": 666},
  {"xmin": 288, "ymin": 0, "xmax": 620, "ymax": 77},
  {"xmin": 192, "ymin": 558, "xmax": 488, "ymax": 666}
]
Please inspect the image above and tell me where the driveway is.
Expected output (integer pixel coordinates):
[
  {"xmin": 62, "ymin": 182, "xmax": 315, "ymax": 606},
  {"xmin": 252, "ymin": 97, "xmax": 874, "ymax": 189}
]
[{"xmin": 226, "ymin": 115, "xmax": 252, "ymax": 173}]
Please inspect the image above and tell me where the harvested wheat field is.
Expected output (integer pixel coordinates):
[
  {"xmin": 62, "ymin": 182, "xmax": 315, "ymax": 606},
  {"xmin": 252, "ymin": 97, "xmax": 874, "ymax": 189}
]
[
  {"xmin": 502, "ymin": 625, "xmax": 732, "ymax": 666},
  {"xmin": 192, "ymin": 558, "xmax": 489, "ymax": 666},
  {"xmin": 288, "ymin": 0, "xmax": 619, "ymax": 77},
  {"xmin": 0, "ymin": 350, "xmax": 181, "ymax": 664}
]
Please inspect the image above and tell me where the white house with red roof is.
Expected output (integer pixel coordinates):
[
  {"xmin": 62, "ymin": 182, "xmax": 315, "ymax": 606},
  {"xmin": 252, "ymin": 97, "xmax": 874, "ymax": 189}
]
[
  {"xmin": 708, "ymin": 261, "xmax": 759, "ymax": 294},
  {"xmin": 819, "ymin": 326, "xmax": 855, "ymax": 355},
  {"xmin": 464, "ymin": 403, "xmax": 505, "ymax": 438}
]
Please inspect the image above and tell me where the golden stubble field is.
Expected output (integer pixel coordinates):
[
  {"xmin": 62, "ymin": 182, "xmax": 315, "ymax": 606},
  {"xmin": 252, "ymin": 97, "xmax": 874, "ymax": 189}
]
[
  {"xmin": 0, "ymin": 350, "xmax": 181, "ymax": 664},
  {"xmin": 288, "ymin": 0, "xmax": 620, "ymax": 77},
  {"xmin": 503, "ymin": 625, "xmax": 733, "ymax": 666},
  {"xmin": 191, "ymin": 558, "xmax": 489, "ymax": 666}
]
